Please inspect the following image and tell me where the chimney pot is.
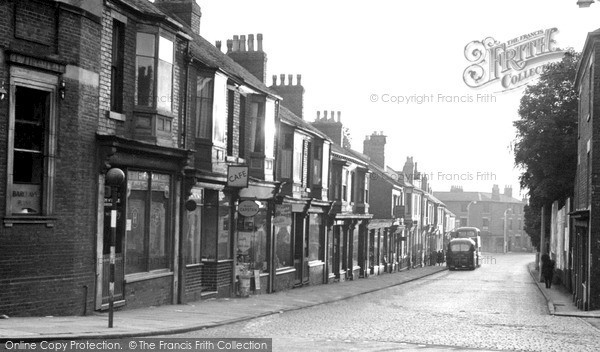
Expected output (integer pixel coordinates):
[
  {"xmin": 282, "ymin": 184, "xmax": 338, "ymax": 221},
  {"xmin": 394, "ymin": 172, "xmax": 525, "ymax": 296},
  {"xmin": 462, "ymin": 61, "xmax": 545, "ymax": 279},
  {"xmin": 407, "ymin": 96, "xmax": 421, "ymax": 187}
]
[
  {"xmin": 248, "ymin": 34, "xmax": 255, "ymax": 51},
  {"xmin": 272, "ymin": 75, "xmax": 277, "ymax": 86},
  {"xmin": 226, "ymin": 39, "xmax": 233, "ymax": 53},
  {"xmin": 215, "ymin": 40, "xmax": 222, "ymax": 51},
  {"xmin": 280, "ymin": 74, "xmax": 285, "ymax": 86},
  {"xmin": 233, "ymin": 35, "xmax": 239, "ymax": 51},
  {"xmin": 288, "ymin": 74, "xmax": 293, "ymax": 86},
  {"xmin": 331, "ymin": 111, "xmax": 335, "ymax": 121},
  {"xmin": 324, "ymin": 110, "xmax": 328, "ymax": 119},
  {"xmin": 240, "ymin": 35, "xmax": 246, "ymax": 51},
  {"xmin": 337, "ymin": 111, "xmax": 341, "ymax": 122},
  {"xmin": 297, "ymin": 74, "xmax": 302, "ymax": 86},
  {"xmin": 257, "ymin": 33, "xmax": 263, "ymax": 51},
  {"xmin": 317, "ymin": 111, "xmax": 321, "ymax": 120}
]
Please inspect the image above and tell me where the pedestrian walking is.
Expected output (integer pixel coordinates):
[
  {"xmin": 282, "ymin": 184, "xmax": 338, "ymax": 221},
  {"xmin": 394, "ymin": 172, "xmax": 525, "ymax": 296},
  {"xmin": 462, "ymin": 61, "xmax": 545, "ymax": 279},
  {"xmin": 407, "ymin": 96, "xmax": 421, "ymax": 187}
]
[
  {"xmin": 541, "ymin": 254, "xmax": 555, "ymax": 288},
  {"xmin": 437, "ymin": 250, "xmax": 444, "ymax": 266}
]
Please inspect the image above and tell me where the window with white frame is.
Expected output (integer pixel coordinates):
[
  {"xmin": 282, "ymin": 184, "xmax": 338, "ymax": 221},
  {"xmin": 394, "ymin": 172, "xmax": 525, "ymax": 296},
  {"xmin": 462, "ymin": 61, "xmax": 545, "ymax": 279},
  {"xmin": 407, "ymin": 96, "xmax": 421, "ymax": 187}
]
[
  {"xmin": 6, "ymin": 67, "xmax": 57, "ymax": 217},
  {"xmin": 135, "ymin": 31, "xmax": 174, "ymax": 112},
  {"xmin": 195, "ymin": 73, "xmax": 213, "ymax": 139}
]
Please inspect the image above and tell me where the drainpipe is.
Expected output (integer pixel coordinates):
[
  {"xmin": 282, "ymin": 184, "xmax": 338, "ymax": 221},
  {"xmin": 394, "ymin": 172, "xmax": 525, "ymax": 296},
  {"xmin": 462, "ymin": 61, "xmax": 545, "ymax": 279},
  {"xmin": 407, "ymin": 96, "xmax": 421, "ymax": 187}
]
[{"xmin": 182, "ymin": 41, "xmax": 191, "ymax": 150}]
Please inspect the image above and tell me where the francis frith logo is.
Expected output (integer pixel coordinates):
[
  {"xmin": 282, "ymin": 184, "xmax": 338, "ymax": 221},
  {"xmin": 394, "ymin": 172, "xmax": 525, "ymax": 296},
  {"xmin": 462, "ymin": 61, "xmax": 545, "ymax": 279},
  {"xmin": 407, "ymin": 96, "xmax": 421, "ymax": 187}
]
[{"xmin": 463, "ymin": 28, "xmax": 565, "ymax": 91}]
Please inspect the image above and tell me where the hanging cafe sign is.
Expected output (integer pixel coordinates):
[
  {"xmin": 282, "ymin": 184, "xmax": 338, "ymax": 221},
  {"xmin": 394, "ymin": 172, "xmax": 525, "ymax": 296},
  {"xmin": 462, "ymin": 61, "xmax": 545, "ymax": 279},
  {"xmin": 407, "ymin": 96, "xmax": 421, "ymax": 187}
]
[
  {"xmin": 227, "ymin": 165, "xmax": 249, "ymax": 188},
  {"xmin": 463, "ymin": 28, "xmax": 565, "ymax": 92}
]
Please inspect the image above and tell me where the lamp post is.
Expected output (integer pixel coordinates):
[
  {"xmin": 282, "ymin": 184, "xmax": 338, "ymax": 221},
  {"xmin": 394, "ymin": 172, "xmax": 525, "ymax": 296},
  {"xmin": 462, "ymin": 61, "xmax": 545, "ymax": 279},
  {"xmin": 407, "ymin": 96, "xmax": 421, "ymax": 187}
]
[
  {"xmin": 503, "ymin": 208, "xmax": 513, "ymax": 254},
  {"xmin": 105, "ymin": 167, "xmax": 124, "ymax": 328},
  {"xmin": 466, "ymin": 201, "xmax": 477, "ymax": 226}
]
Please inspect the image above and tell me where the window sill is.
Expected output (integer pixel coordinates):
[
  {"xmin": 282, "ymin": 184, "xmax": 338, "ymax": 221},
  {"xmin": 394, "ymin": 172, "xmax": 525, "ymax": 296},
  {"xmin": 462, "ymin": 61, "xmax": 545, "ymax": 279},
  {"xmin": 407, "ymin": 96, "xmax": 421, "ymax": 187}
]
[
  {"xmin": 275, "ymin": 267, "xmax": 296, "ymax": 275},
  {"xmin": 133, "ymin": 106, "xmax": 176, "ymax": 119},
  {"xmin": 185, "ymin": 263, "xmax": 204, "ymax": 268},
  {"xmin": 308, "ymin": 260, "xmax": 325, "ymax": 268},
  {"xmin": 201, "ymin": 259, "xmax": 234, "ymax": 263},
  {"xmin": 108, "ymin": 111, "xmax": 126, "ymax": 121},
  {"xmin": 4, "ymin": 216, "xmax": 57, "ymax": 228},
  {"xmin": 125, "ymin": 270, "xmax": 173, "ymax": 283}
]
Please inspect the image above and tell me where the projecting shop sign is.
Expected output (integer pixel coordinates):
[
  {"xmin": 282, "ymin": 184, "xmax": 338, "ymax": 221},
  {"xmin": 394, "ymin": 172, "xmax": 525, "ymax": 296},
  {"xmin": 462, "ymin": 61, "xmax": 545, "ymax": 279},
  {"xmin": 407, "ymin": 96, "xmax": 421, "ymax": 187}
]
[{"xmin": 227, "ymin": 165, "xmax": 249, "ymax": 188}]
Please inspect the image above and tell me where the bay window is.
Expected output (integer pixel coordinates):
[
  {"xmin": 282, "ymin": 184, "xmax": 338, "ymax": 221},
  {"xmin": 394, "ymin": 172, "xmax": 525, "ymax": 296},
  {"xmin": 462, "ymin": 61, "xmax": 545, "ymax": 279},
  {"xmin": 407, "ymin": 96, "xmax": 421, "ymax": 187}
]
[
  {"xmin": 135, "ymin": 31, "xmax": 174, "ymax": 112},
  {"xmin": 195, "ymin": 71, "xmax": 226, "ymax": 145}
]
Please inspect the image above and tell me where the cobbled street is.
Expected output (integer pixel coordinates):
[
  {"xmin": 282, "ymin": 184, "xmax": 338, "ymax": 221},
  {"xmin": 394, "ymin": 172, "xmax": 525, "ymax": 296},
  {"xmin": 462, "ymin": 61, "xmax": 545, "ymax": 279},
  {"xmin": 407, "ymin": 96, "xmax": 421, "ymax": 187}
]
[{"xmin": 163, "ymin": 254, "xmax": 600, "ymax": 352}]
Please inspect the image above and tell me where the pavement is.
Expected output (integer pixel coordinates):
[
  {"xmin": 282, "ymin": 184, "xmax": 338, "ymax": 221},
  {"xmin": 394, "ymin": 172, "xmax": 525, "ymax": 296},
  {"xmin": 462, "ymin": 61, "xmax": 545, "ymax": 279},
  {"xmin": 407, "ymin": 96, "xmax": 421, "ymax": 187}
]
[
  {"xmin": 0, "ymin": 265, "xmax": 448, "ymax": 341},
  {"xmin": 527, "ymin": 262, "xmax": 600, "ymax": 318}
]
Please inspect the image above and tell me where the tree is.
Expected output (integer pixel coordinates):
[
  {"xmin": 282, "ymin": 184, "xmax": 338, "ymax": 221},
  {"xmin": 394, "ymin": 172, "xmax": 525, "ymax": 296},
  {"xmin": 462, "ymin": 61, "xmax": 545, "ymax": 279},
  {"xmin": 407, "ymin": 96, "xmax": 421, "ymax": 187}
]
[{"xmin": 513, "ymin": 50, "xmax": 580, "ymax": 250}]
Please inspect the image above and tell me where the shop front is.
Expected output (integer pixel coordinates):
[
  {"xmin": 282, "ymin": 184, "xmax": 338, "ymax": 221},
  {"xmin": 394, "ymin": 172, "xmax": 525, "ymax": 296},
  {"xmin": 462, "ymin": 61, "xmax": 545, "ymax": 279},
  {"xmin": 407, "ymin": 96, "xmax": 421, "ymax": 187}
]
[
  {"xmin": 181, "ymin": 181, "xmax": 234, "ymax": 302},
  {"xmin": 96, "ymin": 135, "xmax": 191, "ymax": 310},
  {"xmin": 328, "ymin": 215, "xmax": 371, "ymax": 282}
]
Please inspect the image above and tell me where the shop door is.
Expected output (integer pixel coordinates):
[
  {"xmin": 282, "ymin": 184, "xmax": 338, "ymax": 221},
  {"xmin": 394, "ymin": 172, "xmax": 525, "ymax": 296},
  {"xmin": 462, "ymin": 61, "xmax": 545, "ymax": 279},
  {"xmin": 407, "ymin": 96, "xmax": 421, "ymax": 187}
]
[
  {"xmin": 333, "ymin": 225, "xmax": 342, "ymax": 279},
  {"xmin": 294, "ymin": 214, "xmax": 309, "ymax": 285},
  {"xmin": 101, "ymin": 187, "xmax": 125, "ymax": 307}
]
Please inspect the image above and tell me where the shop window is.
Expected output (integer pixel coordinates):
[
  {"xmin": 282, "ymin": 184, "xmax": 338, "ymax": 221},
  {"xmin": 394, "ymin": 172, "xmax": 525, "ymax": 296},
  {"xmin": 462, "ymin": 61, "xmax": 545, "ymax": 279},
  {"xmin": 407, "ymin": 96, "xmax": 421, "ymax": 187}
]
[
  {"xmin": 201, "ymin": 190, "xmax": 231, "ymax": 261},
  {"xmin": 125, "ymin": 171, "xmax": 171, "ymax": 274},
  {"xmin": 308, "ymin": 213, "xmax": 323, "ymax": 262},
  {"xmin": 185, "ymin": 188, "xmax": 204, "ymax": 264},
  {"xmin": 236, "ymin": 201, "xmax": 268, "ymax": 272},
  {"xmin": 6, "ymin": 68, "xmax": 57, "ymax": 218},
  {"xmin": 135, "ymin": 32, "xmax": 173, "ymax": 112},
  {"xmin": 274, "ymin": 204, "xmax": 293, "ymax": 268}
]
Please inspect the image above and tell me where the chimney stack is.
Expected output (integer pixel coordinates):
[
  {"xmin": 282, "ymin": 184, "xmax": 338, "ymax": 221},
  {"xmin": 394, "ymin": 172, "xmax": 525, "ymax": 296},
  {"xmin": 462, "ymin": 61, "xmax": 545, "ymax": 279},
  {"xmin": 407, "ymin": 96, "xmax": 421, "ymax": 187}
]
[
  {"xmin": 155, "ymin": 0, "xmax": 202, "ymax": 35},
  {"xmin": 270, "ymin": 72, "xmax": 305, "ymax": 118},
  {"xmin": 492, "ymin": 184, "xmax": 500, "ymax": 200},
  {"xmin": 215, "ymin": 40, "xmax": 222, "ymax": 51},
  {"xmin": 257, "ymin": 33, "xmax": 263, "ymax": 51},
  {"xmin": 311, "ymin": 110, "xmax": 344, "ymax": 145},
  {"xmin": 233, "ymin": 35, "xmax": 240, "ymax": 51},
  {"xmin": 239, "ymin": 35, "xmax": 246, "ymax": 51},
  {"xmin": 227, "ymin": 33, "xmax": 267, "ymax": 82},
  {"xmin": 504, "ymin": 185, "xmax": 513, "ymax": 198},
  {"xmin": 248, "ymin": 34, "xmax": 255, "ymax": 51}
]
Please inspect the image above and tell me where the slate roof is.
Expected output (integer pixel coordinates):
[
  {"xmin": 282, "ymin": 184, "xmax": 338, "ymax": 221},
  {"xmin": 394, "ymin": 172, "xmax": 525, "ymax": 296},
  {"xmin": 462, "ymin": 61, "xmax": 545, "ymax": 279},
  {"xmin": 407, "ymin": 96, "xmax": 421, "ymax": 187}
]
[
  {"xmin": 279, "ymin": 106, "xmax": 331, "ymax": 141},
  {"xmin": 433, "ymin": 191, "xmax": 525, "ymax": 204},
  {"xmin": 120, "ymin": 0, "xmax": 279, "ymax": 98}
]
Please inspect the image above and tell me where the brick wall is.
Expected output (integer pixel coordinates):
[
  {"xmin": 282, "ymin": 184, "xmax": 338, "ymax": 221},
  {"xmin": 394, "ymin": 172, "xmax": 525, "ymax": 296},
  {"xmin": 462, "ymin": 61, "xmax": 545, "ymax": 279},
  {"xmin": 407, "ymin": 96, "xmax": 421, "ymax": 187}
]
[
  {"xmin": 0, "ymin": 0, "xmax": 102, "ymax": 316},
  {"xmin": 201, "ymin": 261, "xmax": 232, "ymax": 297},
  {"xmin": 123, "ymin": 276, "xmax": 173, "ymax": 309},
  {"xmin": 589, "ymin": 43, "xmax": 600, "ymax": 309}
]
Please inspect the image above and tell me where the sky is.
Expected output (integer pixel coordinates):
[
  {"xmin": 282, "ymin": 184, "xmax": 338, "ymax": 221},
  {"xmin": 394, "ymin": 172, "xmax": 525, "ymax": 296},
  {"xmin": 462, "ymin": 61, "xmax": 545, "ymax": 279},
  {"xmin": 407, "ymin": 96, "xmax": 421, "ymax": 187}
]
[{"xmin": 196, "ymin": 0, "xmax": 600, "ymax": 198}]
